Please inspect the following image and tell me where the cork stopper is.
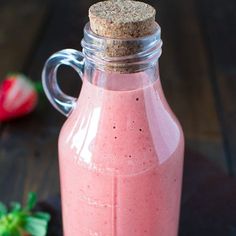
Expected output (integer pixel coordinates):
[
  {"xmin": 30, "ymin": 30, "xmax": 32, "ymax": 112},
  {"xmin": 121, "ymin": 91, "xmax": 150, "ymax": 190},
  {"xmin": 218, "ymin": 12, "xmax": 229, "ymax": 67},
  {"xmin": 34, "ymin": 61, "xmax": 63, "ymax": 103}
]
[
  {"xmin": 88, "ymin": 0, "xmax": 157, "ymax": 73},
  {"xmin": 89, "ymin": 0, "xmax": 156, "ymax": 39}
]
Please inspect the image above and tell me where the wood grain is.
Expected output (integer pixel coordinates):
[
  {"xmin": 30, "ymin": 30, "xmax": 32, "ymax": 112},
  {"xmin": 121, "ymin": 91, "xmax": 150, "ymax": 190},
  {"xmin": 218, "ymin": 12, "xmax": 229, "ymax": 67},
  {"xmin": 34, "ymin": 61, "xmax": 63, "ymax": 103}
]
[
  {"xmin": 197, "ymin": 0, "xmax": 236, "ymax": 174},
  {"xmin": 0, "ymin": 0, "xmax": 49, "ymax": 80},
  {"xmin": 180, "ymin": 148, "xmax": 236, "ymax": 236},
  {"xmin": 146, "ymin": 0, "xmax": 226, "ymax": 171},
  {"xmin": 0, "ymin": 0, "xmax": 96, "ymax": 203},
  {"xmin": 0, "ymin": 0, "xmax": 50, "ymax": 202},
  {"xmin": 0, "ymin": 0, "xmax": 235, "ymax": 235}
]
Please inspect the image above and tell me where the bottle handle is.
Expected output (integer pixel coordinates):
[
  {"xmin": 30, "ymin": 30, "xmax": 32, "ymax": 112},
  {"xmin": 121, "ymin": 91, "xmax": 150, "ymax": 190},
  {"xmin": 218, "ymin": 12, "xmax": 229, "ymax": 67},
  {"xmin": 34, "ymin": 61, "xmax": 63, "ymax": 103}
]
[{"xmin": 42, "ymin": 49, "xmax": 85, "ymax": 117}]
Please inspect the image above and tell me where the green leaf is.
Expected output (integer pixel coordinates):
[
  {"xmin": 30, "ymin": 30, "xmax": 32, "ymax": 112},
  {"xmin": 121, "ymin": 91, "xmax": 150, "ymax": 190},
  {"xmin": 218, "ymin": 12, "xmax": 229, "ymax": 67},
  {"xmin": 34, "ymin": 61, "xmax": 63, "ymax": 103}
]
[
  {"xmin": 10, "ymin": 202, "xmax": 21, "ymax": 212},
  {"xmin": 24, "ymin": 216, "xmax": 48, "ymax": 236},
  {"xmin": 1, "ymin": 231, "xmax": 11, "ymax": 236},
  {"xmin": 34, "ymin": 81, "xmax": 43, "ymax": 93},
  {"xmin": 26, "ymin": 192, "xmax": 37, "ymax": 211},
  {"xmin": 26, "ymin": 216, "xmax": 47, "ymax": 226},
  {"xmin": 0, "ymin": 202, "xmax": 7, "ymax": 217},
  {"xmin": 6, "ymin": 228, "xmax": 21, "ymax": 236},
  {"xmin": 0, "ymin": 192, "xmax": 51, "ymax": 236},
  {"xmin": 0, "ymin": 222, "xmax": 21, "ymax": 236},
  {"xmin": 34, "ymin": 212, "xmax": 51, "ymax": 221},
  {"xmin": 0, "ymin": 224, "xmax": 8, "ymax": 235}
]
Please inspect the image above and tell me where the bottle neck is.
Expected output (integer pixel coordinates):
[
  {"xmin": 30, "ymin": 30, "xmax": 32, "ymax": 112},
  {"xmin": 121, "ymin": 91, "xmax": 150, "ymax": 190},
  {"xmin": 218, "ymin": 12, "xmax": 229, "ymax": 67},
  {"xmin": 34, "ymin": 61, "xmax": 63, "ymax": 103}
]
[
  {"xmin": 81, "ymin": 22, "xmax": 162, "ymax": 90},
  {"xmin": 84, "ymin": 62, "xmax": 160, "ymax": 91}
]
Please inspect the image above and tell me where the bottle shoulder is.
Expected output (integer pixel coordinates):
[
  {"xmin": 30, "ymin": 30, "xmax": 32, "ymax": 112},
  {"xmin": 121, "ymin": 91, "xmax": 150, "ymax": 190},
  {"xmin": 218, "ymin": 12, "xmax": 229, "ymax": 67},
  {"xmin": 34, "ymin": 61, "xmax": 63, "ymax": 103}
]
[{"xmin": 59, "ymin": 78, "xmax": 184, "ymax": 174}]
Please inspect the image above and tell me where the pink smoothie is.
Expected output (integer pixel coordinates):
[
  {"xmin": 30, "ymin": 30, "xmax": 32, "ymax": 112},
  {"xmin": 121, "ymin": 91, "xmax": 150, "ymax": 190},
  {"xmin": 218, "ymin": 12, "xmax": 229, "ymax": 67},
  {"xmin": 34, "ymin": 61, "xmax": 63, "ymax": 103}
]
[{"xmin": 59, "ymin": 73, "xmax": 184, "ymax": 236}]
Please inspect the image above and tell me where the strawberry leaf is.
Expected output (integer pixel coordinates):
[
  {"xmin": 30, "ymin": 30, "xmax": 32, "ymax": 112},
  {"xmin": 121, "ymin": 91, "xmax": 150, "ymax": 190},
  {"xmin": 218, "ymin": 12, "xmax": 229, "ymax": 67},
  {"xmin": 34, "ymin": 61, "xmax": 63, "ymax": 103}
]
[
  {"xmin": 26, "ymin": 192, "xmax": 37, "ymax": 211},
  {"xmin": 24, "ymin": 216, "xmax": 48, "ymax": 236},
  {"xmin": 0, "ymin": 192, "xmax": 50, "ymax": 236},
  {"xmin": 34, "ymin": 81, "xmax": 43, "ymax": 93},
  {"xmin": 10, "ymin": 202, "xmax": 21, "ymax": 212},
  {"xmin": 34, "ymin": 212, "xmax": 51, "ymax": 221},
  {"xmin": 0, "ymin": 202, "xmax": 7, "ymax": 217}
]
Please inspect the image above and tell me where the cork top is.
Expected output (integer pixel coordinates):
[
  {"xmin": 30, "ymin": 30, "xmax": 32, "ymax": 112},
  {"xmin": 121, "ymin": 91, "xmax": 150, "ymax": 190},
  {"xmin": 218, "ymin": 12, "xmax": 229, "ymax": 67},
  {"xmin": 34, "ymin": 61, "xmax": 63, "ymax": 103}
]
[{"xmin": 89, "ymin": 0, "xmax": 156, "ymax": 38}]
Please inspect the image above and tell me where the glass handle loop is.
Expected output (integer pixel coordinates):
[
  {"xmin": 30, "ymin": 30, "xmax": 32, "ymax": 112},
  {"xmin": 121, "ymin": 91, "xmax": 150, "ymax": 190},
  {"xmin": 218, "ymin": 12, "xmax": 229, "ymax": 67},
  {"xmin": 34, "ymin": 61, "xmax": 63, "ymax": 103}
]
[{"xmin": 42, "ymin": 49, "xmax": 84, "ymax": 116}]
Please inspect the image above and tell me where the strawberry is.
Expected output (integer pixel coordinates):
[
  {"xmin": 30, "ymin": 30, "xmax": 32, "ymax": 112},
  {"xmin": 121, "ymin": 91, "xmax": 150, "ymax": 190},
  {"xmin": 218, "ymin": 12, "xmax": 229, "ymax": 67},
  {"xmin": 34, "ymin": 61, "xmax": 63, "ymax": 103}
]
[{"xmin": 0, "ymin": 74, "xmax": 39, "ymax": 122}]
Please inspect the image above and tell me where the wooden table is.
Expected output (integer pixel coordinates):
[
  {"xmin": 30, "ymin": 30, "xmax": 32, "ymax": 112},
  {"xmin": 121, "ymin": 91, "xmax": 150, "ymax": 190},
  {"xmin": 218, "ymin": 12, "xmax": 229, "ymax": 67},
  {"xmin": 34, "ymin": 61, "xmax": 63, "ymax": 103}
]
[{"xmin": 0, "ymin": 0, "xmax": 236, "ymax": 235}]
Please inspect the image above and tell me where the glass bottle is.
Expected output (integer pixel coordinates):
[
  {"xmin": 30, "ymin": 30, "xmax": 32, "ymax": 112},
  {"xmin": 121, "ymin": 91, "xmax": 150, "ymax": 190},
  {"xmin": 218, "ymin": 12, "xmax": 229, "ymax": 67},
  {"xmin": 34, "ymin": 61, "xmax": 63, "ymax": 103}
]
[{"xmin": 42, "ymin": 20, "xmax": 184, "ymax": 236}]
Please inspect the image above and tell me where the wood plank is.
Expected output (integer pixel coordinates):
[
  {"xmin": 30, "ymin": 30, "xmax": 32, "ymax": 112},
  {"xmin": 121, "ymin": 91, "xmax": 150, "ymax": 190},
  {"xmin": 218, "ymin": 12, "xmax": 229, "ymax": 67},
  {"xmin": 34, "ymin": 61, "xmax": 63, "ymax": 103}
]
[
  {"xmin": 0, "ymin": 2, "xmax": 232, "ymax": 235},
  {"xmin": 197, "ymin": 0, "xmax": 236, "ymax": 174},
  {"xmin": 180, "ymin": 148, "xmax": 236, "ymax": 236},
  {"xmin": 0, "ymin": 0, "xmax": 50, "ymax": 134},
  {"xmin": 146, "ymin": 0, "xmax": 235, "ymax": 234},
  {"xmin": 0, "ymin": 0, "xmax": 51, "ymax": 202},
  {"xmin": 0, "ymin": 0, "xmax": 49, "ymax": 80},
  {"xmin": 0, "ymin": 0, "xmax": 97, "ymax": 203},
  {"xmin": 146, "ymin": 0, "xmax": 226, "ymax": 171}
]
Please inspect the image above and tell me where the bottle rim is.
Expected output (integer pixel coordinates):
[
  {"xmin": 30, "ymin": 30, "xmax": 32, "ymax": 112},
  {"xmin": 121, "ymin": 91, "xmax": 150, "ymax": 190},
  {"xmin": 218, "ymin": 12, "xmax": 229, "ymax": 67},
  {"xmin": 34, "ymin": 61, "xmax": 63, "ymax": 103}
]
[{"xmin": 81, "ymin": 22, "xmax": 162, "ymax": 73}]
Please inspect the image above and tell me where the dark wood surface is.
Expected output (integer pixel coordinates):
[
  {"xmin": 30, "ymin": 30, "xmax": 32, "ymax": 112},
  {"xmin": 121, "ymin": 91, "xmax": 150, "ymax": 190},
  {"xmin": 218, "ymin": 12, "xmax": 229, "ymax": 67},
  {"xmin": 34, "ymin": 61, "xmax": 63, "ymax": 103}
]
[{"xmin": 0, "ymin": 0, "xmax": 235, "ymax": 235}]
